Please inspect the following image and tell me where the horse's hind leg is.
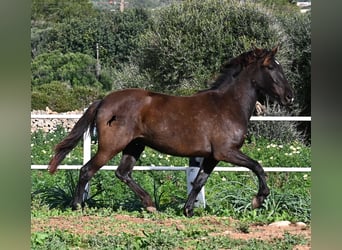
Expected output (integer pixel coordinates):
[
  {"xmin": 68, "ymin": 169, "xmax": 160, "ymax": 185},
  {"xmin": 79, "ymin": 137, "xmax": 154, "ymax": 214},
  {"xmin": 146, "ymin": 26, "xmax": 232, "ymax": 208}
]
[
  {"xmin": 115, "ymin": 141, "xmax": 156, "ymax": 212},
  {"xmin": 183, "ymin": 156, "xmax": 218, "ymax": 217}
]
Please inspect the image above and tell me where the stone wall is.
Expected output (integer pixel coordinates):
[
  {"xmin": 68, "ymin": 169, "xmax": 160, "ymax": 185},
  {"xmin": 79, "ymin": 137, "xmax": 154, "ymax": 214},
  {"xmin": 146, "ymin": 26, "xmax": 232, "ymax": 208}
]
[{"xmin": 31, "ymin": 107, "xmax": 83, "ymax": 133}]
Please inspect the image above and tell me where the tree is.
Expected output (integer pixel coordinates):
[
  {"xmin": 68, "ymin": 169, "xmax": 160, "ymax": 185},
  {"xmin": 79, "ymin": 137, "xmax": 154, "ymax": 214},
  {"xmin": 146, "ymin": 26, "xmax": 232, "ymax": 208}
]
[
  {"xmin": 31, "ymin": 0, "xmax": 96, "ymax": 23},
  {"xmin": 31, "ymin": 51, "xmax": 101, "ymax": 88},
  {"xmin": 31, "ymin": 7, "xmax": 151, "ymax": 68}
]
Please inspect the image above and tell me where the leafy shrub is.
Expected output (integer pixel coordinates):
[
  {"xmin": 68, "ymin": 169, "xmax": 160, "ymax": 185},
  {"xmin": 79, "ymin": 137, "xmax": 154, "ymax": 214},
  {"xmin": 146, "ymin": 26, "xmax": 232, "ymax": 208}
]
[
  {"xmin": 31, "ymin": 82, "xmax": 75, "ymax": 111},
  {"xmin": 31, "ymin": 82, "xmax": 104, "ymax": 112},
  {"xmin": 111, "ymin": 62, "xmax": 154, "ymax": 90},
  {"xmin": 32, "ymin": 7, "xmax": 151, "ymax": 69},
  {"xmin": 274, "ymin": 12, "xmax": 311, "ymax": 113},
  {"xmin": 31, "ymin": 51, "xmax": 102, "ymax": 87},
  {"xmin": 137, "ymin": 0, "xmax": 277, "ymax": 92},
  {"xmin": 248, "ymin": 101, "xmax": 306, "ymax": 144},
  {"xmin": 31, "ymin": 90, "xmax": 50, "ymax": 111},
  {"xmin": 31, "ymin": 0, "xmax": 95, "ymax": 23},
  {"xmin": 276, "ymin": 11, "xmax": 311, "ymax": 140},
  {"xmin": 70, "ymin": 85, "xmax": 105, "ymax": 109},
  {"xmin": 107, "ymin": 8, "xmax": 152, "ymax": 67}
]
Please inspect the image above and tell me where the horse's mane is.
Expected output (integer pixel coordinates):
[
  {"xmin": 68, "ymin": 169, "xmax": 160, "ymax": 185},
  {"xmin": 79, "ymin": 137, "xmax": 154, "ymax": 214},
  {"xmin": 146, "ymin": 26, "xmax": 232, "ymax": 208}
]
[{"xmin": 207, "ymin": 48, "xmax": 269, "ymax": 91}]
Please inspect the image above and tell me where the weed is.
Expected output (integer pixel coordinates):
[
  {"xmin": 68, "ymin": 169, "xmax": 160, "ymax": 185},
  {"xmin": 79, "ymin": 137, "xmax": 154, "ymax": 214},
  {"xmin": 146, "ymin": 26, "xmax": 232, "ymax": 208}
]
[{"xmin": 235, "ymin": 221, "xmax": 250, "ymax": 234}]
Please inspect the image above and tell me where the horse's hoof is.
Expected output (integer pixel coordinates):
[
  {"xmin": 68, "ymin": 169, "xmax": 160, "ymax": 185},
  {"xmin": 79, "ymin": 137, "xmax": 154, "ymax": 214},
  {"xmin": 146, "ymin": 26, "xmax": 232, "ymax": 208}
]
[
  {"xmin": 71, "ymin": 203, "xmax": 82, "ymax": 211},
  {"xmin": 146, "ymin": 206, "xmax": 157, "ymax": 213},
  {"xmin": 252, "ymin": 196, "xmax": 264, "ymax": 209},
  {"xmin": 183, "ymin": 208, "xmax": 194, "ymax": 218}
]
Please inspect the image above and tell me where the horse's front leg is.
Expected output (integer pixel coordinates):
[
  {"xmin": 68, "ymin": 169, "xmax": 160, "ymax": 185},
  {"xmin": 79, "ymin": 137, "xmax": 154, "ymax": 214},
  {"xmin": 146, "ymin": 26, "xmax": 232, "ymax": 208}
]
[
  {"xmin": 183, "ymin": 157, "xmax": 218, "ymax": 217},
  {"xmin": 221, "ymin": 149, "xmax": 270, "ymax": 209}
]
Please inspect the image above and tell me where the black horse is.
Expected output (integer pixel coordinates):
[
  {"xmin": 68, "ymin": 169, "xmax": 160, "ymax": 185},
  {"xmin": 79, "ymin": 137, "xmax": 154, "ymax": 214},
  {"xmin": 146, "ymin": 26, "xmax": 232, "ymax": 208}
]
[{"xmin": 48, "ymin": 46, "xmax": 293, "ymax": 217}]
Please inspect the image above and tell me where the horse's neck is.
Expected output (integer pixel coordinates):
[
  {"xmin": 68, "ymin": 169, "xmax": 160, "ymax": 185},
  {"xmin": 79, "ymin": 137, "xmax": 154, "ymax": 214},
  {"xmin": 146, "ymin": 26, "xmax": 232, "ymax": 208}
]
[{"xmin": 221, "ymin": 78, "xmax": 258, "ymax": 123}]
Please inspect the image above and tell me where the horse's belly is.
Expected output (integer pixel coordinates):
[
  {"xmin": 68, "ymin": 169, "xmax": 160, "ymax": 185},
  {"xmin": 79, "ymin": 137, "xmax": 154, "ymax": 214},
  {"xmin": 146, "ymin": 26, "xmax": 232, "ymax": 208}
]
[{"xmin": 142, "ymin": 131, "xmax": 212, "ymax": 157}]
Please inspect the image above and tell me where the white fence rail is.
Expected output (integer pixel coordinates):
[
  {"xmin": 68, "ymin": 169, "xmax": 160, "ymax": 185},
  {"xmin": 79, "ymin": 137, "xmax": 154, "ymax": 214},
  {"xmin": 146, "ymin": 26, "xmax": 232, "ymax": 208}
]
[
  {"xmin": 31, "ymin": 165, "xmax": 311, "ymax": 172},
  {"xmin": 31, "ymin": 114, "xmax": 311, "ymax": 207},
  {"xmin": 31, "ymin": 114, "xmax": 311, "ymax": 172},
  {"xmin": 31, "ymin": 114, "xmax": 312, "ymax": 121}
]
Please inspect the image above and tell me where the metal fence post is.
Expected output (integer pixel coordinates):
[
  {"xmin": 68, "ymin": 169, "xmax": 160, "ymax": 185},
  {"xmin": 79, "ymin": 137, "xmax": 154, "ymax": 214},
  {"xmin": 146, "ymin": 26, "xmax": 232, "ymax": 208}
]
[{"xmin": 187, "ymin": 157, "xmax": 206, "ymax": 208}]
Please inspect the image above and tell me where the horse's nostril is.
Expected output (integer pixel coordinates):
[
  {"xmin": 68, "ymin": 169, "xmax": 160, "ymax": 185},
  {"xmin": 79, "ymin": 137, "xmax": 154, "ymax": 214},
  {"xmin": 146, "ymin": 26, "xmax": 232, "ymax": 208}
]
[{"xmin": 286, "ymin": 94, "xmax": 294, "ymax": 103}]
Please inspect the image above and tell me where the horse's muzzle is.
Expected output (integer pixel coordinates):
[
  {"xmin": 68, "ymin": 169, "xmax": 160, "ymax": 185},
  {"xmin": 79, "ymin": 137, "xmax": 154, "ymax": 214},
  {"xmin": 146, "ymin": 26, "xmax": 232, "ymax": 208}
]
[{"xmin": 283, "ymin": 89, "xmax": 294, "ymax": 106}]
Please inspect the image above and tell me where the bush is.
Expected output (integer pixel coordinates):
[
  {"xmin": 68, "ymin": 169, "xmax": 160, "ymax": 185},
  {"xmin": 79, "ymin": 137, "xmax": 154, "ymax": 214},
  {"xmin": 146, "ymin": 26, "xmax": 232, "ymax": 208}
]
[
  {"xmin": 32, "ymin": 82, "xmax": 75, "ymax": 111},
  {"xmin": 111, "ymin": 62, "xmax": 153, "ymax": 90},
  {"xmin": 275, "ymin": 12, "xmax": 311, "ymax": 140},
  {"xmin": 137, "ymin": 0, "xmax": 277, "ymax": 93},
  {"xmin": 31, "ymin": 51, "xmax": 102, "ymax": 87},
  {"xmin": 31, "ymin": 82, "xmax": 104, "ymax": 112},
  {"xmin": 248, "ymin": 100, "xmax": 305, "ymax": 144},
  {"xmin": 71, "ymin": 85, "xmax": 105, "ymax": 110},
  {"xmin": 32, "ymin": 8, "xmax": 151, "ymax": 69}
]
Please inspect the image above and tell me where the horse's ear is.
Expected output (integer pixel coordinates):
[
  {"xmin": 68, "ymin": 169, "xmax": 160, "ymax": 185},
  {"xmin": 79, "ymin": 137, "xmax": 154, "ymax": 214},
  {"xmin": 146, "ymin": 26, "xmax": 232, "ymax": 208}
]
[
  {"xmin": 253, "ymin": 46, "xmax": 263, "ymax": 57},
  {"xmin": 262, "ymin": 49, "xmax": 274, "ymax": 66},
  {"xmin": 271, "ymin": 44, "xmax": 279, "ymax": 55},
  {"xmin": 263, "ymin": 45, "xmax": 279, "ymax": 65}
]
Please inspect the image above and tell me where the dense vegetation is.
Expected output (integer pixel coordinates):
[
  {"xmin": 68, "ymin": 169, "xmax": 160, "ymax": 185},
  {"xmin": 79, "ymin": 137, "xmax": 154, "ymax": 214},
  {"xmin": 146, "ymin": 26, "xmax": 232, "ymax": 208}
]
[
  {"xmin": 31, "ymin": 2, "xmax": 311, "ymax": 246},
  {"xmin": 31, "ymin": 2, "xmax": 310, "ymax": 103}
]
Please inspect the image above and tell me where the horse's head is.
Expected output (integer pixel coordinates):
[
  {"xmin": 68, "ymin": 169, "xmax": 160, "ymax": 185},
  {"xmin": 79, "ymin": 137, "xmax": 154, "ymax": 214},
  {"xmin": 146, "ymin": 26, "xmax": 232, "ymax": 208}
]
[{"xmin": 250, "ymin": 46, "xmax": 294, "ymax": 106}]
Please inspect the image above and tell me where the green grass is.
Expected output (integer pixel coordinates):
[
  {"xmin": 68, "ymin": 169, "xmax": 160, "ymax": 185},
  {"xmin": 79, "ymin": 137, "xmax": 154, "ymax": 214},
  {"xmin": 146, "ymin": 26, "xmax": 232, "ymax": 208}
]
[
  {"xmin": 31, "ymin": 128, "xmax": 311, "ymax": 224},
  {"xmin": 31, "ymin": 207, "xmax": 309, "ymax": 249},
  {"xmin": 31, "ymin": 226, "xmax": 307, "ymax": 249}
]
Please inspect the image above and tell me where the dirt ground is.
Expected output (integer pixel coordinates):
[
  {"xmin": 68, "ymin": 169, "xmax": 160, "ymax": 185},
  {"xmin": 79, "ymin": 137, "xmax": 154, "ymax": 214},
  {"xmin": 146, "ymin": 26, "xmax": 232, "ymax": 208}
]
[{"xmin": 32, "ymin": 214, "xmax": 311, "ymax": 249}]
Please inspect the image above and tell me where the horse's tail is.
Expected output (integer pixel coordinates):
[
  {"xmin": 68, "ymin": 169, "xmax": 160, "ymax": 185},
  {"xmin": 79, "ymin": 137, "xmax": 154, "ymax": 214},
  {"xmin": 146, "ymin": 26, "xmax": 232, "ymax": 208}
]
[{"xmin": 48, "ymin": 100, "xmax": 102, "ymax": 174}]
